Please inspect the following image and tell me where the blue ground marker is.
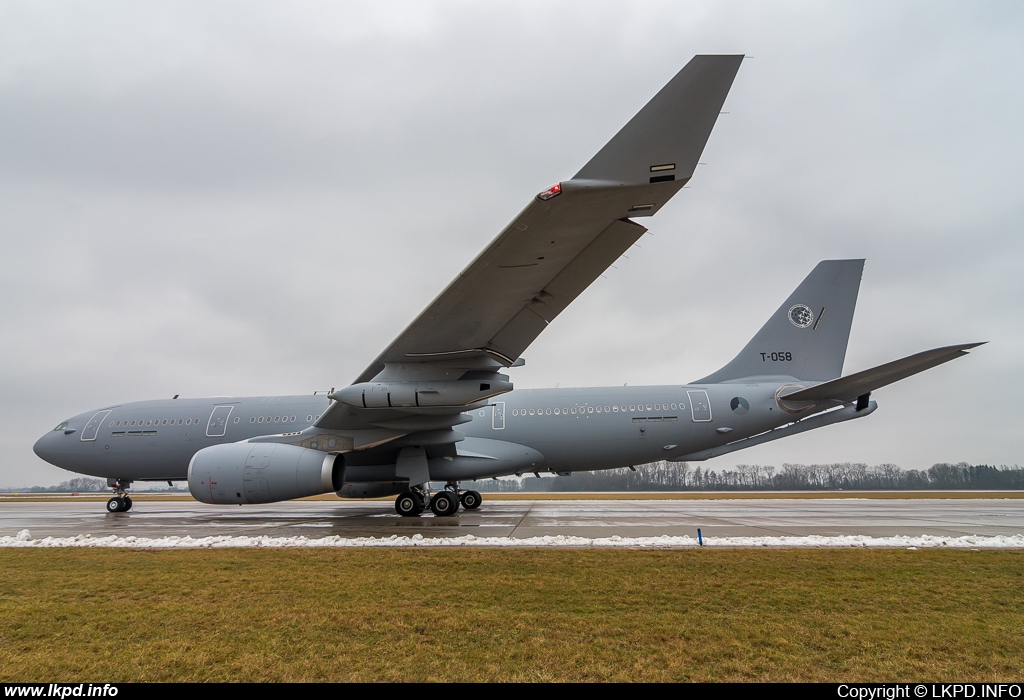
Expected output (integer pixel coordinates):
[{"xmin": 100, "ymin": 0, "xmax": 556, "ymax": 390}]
[{"xmin": 697, "ymin": 528, "xmax": 703, "ymax": 546}]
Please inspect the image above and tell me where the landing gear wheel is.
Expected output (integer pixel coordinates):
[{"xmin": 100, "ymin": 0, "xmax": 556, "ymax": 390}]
[
  {"xmin": 429, "ymin": 491, "xmax": 459, "ymax": 517},
  {"xmin": 460, "ymin": 490, "xmax": 482, "ymax": 510},
  {"xmin": 395, "ymin": 491, "xmax": 422, "ymax": 517},
  {"xmin": 105, "ymin": 479, "xmax": 133, "ymax": 514}
]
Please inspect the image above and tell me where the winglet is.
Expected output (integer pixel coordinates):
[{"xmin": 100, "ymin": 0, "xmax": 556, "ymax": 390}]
[{"xmin": 573, "ymin": 55, "xmax": 744, "ymax": 187}]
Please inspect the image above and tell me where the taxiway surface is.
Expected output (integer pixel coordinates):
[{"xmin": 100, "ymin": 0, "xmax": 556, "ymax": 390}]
[{"xmin": 2, "ymin": 498, "xmax": 1022, "ymax": 540}]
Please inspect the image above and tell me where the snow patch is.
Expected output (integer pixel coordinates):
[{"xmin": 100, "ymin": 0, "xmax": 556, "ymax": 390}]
[{"xmin": 0, "ymin": 533, "xmax": 1022, "ymax": 548}]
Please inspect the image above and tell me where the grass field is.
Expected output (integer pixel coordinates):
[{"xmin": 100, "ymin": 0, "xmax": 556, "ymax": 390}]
[{"xmin": 1, "ymin": 548, "xmax": 1021, "ymax": 682}]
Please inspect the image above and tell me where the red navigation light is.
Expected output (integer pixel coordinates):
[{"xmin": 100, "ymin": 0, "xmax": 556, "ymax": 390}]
[{"xmin": 536, "ymin": 183, "xmax": 562, "ymax": 201}]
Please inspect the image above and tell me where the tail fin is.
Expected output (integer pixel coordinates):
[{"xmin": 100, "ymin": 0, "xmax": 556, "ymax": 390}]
[{"xmin": 695, "ymin": 260, "xmax": 864, "ymax": 383}]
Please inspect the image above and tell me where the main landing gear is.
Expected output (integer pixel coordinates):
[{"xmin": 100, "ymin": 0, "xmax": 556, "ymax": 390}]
[
  {"xmin": 394, "ymin": 483, "xmax": 483, "ymax": 517},
  {"xmin": 106, "ymin": 478, "xmax": 133, "ymax": 513},
  {"xmin": 394, "ymin": 490, "xmax": 426, "ymax": 517}
]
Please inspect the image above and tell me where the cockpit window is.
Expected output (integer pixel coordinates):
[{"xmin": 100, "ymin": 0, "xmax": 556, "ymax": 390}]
[{"xmin": 53, "ymin": 422, "xmax": 68, "ymax": 431}]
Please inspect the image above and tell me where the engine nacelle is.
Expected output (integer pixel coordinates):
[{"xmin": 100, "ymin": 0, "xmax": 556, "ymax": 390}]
[
  {"xmin": 332, "ymin": 376, "xmax": 512, "ymax": 409},
  {"xmin": 188, "ymin": 442, "xmax": 344, "ymax": 505}
]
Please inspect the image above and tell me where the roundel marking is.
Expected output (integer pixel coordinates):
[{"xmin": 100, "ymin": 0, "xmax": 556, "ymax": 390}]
[{"xmin": 788, "ymin": 304, "xmax": 813, "ymax": 328}]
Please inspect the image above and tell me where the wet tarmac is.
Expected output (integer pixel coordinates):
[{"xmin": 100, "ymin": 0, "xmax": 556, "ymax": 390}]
[{"xmin": 2, "ymin": 497, "xmax": 1023, "ymax": 541}]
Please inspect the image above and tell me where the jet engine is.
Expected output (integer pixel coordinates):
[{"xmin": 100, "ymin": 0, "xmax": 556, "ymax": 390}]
[{"xmin": 188, "ymin": 442, "xmax": 344, "ymax": 505}]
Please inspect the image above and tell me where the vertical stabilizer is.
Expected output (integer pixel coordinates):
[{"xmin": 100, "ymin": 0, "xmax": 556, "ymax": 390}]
[{"xmin": 695, "ymin": 260, "xmax": 864, "ymax": 383}]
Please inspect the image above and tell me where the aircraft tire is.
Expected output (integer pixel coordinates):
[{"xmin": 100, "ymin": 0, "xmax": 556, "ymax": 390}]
[
  {"xmin": 123, "ymin": 497, "xmax": 133, "ymax": 511},
  {"xmin": 106, "ymin": 497, "xmax": 123, "ymax": 513},
  {"xmin": 460, "ymin": 490, "xmax": 482, "ymax": 510},
  {"xmin": 395, "ymin": 492, "xmax": 421, "ymax": 517},
  {"xmin": 430, "ymin": 492, "xmax": 458, "ymax": 517}
]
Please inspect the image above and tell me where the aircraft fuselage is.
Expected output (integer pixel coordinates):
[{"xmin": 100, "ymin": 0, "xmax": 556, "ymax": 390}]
[{"xmin": 33, "ymin": 381, "xmax": 830, "ymax": 485}]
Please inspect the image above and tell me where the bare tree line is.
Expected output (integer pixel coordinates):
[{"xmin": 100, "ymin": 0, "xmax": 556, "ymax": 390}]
[
  {"xmin": 15, "ymin": 462, "xmax": 1023, "ymax": 494},
  {"xmin": 478, "ymin": 462, "xmax": 1024, "ymax": 492}
]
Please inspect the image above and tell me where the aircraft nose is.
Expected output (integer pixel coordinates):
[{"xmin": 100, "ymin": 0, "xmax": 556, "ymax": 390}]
[{"xmin": 33, "ymin": 431, "xmax": 61, "ymax": 466}]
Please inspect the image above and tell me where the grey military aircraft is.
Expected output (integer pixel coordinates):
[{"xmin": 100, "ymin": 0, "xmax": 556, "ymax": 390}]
[{"xmin": 33, "ymin": 55, "xmax": 980, "ymax": 516}]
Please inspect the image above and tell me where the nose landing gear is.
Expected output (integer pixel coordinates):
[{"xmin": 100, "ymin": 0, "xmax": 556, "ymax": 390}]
[{"xmin": 105, "ymin": 478, "xmax": 133, "ymax": 513}]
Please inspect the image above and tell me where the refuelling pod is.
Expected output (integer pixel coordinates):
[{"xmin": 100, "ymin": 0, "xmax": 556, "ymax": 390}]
[
  {"xmin": 333, "ymin": 376, "xmax": 513, "ymax": 409},
  {"xmin": 188, "ymin": 442, "xmax": 344, "ymax": 505}
]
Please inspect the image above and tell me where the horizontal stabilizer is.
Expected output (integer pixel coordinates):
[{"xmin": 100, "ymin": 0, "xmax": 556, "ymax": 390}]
[{"xmin": 779, "ymin": 342, "xmax": 985, "ymax": 403}]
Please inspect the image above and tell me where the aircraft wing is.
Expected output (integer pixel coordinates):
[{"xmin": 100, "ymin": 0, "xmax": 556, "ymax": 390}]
[
  {"xmin": 315, "ymin": 55, "xmax": 743, "ymax": 435},
  {"xmin": 355, "ymin": 54, "xmax": 744, "ymax": 383},
  {"xmin": 778, "ymin": 342, "xmax": 985, "ymax": 403}
]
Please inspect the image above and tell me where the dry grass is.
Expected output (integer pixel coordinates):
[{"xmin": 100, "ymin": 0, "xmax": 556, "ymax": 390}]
[{"xmin": 1, "ymin": 548, "xmax": 1021, "ymax": 682}]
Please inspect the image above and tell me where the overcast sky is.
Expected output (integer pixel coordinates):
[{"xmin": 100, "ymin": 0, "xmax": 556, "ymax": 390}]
[{"xmin": 2, "ymin": 1, "xmax": 1021, "ymax": 487}]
